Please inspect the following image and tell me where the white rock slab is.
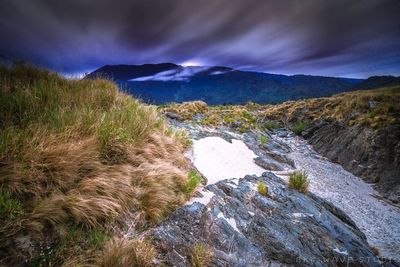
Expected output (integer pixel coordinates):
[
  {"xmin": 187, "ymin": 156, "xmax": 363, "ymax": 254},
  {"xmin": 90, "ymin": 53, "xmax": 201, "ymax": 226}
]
[{"xmin": 192, "ymin": 136, "xmax": 265, "ymax": 184}]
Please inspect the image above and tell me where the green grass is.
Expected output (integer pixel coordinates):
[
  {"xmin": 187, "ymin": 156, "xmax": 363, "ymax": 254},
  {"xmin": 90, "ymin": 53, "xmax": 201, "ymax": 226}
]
[
  {"xmin": 291, "ymin": 121, "xmax": 309, "ymax": 135},
  {"xmin": 183, "ymin": 170, "xmax": 202, "ymax": 194},
  {"xmin": 259, "ymin": 135, "xmax": 268, "ymax": 145},
  {"xmin": 288, "ymin": 171, "xmax": 309, "ymax": 193},
  {"xmin": 263, "ymin": 121, "xmax": 280, "ymax": 131},
  {"xmin": 257, "ymin": 182, "xmax": 268, "ymax": 196},
  {"xmin": 190, "ymin": 243, "xmax": 213, "ymax": 267},
  {"xmin": 0, "ymin": 187, "xmax": 23, "ymax": 220},
  {"xmin": 29, "ymin": 224, "xmax": 109, "ymax": 266}
]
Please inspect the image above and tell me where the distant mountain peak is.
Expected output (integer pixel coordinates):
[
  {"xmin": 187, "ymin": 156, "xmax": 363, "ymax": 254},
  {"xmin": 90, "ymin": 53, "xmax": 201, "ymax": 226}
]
[{"xmin": 84, "ymin": 63, "xmax": 399, "ymax": 105}]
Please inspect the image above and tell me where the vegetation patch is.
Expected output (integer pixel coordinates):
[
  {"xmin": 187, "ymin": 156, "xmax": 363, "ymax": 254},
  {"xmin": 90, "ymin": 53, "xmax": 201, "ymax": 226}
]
[
  {"xmin": 263, "ymin": 121, "xmax": 280, "ymax": 131},
  {"xmin": 260, "ymin": 86, "xmax": 400, "ymax": 130},
  {"xmin": 95, "ymin": 237, "xmax": 156, "ymax": 267},
  {"xmin": 190, "ymin": 243, "xmax": 213, "ymax": 267},
  {"xmin": 0, "ymin": 66, "xmax": 191, "ymax": 265},
  {"xmin": 29, "ymin": 224, "xmax": 109, "ymax": 266},
  {"xmin": 0, "ymin": 187, "xmax": 23, "ymax": 220},
  {"xmin": 183, "ymin": 170, "xmax": 202, "ymax": 194},
  {"xmin": 288, "ymin": 171, "xmax": 309, "ymax": 193},
  {"xmin": 291, "ymin": 121, "xmax": 310, "ymax": 135},
  {"xmin": 259, "ymin": 135, "xmax": 268, "ymax": 145},
  {"xmin": 161, "ymin": 101, "xmax": 208, "ymax": 120},
  {"xmin": 257, "ymin": 182, "xmax": 268, "ymax": 197}
]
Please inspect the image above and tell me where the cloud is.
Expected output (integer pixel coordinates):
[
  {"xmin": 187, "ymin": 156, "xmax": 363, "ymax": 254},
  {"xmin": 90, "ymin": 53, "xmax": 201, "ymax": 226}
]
[
  {"xmin": 0, "ymin": 0, "xmax": 399, "ymax": 77},
  {"xmin": 130, "ymin": 66, "xmax": 211, "ymax": 82}
]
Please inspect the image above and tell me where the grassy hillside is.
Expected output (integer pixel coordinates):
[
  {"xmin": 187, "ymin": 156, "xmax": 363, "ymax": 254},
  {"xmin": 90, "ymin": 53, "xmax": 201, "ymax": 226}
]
[
  {"xmin": 260, "ymin": 86, "xmax": 400, "ymax": 129},
  {"xmin": 0, "ymin": 66, "xmax": 195, "ymax": 266},
  {"xmin": 161, "ymin": 86, "xmax": 400, "ymax": 131}
]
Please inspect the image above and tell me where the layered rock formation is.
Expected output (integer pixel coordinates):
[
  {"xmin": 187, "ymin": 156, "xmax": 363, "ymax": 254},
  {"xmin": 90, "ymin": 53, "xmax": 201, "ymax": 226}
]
[
  {"xmin": 148, "ymin": 173, "xmax": 381, "ymax": 266},
  {"xmin": 303, "ymin": 120, "xmax": 400, "ymax": 203}
]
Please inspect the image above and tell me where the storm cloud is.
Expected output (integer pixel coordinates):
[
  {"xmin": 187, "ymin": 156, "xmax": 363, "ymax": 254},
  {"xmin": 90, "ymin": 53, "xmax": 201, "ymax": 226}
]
[{"xmin": 1, "ymin": 0, "xmax": 399, "ymax": 77}]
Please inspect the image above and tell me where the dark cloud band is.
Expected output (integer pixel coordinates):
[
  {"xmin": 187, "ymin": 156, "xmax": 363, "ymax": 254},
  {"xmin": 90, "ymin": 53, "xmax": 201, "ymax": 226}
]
[{"xmin": 1, "ymin": 0, "xmax": 399, "ymax": 77}]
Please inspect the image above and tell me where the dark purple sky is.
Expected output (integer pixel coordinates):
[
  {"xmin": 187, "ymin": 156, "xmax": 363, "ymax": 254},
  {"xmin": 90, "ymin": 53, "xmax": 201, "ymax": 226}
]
[{"xmin": 1, "ymin": 0, "xmax": 399, "ymax": 78}]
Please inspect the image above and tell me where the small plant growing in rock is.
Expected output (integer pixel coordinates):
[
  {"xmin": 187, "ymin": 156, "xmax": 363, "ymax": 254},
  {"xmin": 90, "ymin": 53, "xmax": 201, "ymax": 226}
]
[
  {"xmin": 183, "ymin": 170, "xmax": 202, "ymax": 194},
  {"xmin": 263, "ymin": 121, "xmax": 280, "ymax": 131},
  {"xmin": 369, "ymin": 245, "xmax": 380, "ymax": 256},
  {"xmin": 291, "ymin": 121, "xmax": 309, "ymax": 135},
  {"xmin": 259, "ymin": 135, "xmax": 268, "ymax": 145},
  {"xmin": 288, "ymin": 171, "xmax": 309, "ymax": 193},
  {"xmin": 257, "ymin": 182, "xmax": 268, "ymax": 196},
  {"xmin": 190, "ymin": 243, "xmax": 213, "ymax": 267}
]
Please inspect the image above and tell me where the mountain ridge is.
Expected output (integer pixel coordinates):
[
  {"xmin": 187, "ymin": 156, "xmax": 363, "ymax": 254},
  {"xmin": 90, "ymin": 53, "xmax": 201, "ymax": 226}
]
[{"xmin": 86, "ymin": 63, "xmax": 396, "ymax": 105}]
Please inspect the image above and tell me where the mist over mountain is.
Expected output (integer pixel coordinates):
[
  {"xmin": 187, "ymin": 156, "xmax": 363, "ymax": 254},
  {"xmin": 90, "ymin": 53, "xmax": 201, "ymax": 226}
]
[{"xmin": 87, "ymin": 63, "xmax": 370, "ymax": 104}]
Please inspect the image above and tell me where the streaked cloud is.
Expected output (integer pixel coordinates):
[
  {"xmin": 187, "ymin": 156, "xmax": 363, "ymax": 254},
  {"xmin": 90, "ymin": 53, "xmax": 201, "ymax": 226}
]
[{"xmin": 0, "ymin": 0, "xmax": 399, "ymax": 78}]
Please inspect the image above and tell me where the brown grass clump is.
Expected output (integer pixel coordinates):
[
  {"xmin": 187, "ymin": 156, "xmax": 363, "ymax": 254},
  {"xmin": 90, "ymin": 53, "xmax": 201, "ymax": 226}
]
[
  {"xmin": 96, "ymin": 237, "xmax": 156, "ymax": 267},
  {"xmin": 0, "ymin": 65, "xmax": 191, "ymax": 265},
  {"xmin": 190, "ymin": 243, "xmax": 213, "ymax": 267},
  {"xmin": 162, "ymin": 100, "xmax": 208, "ymax": 120}
]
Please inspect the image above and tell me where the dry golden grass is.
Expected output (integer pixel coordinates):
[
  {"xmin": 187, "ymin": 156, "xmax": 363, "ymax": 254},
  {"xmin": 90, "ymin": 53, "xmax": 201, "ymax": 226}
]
[
  {"xmin": 95, "ymin": 237, "xmax": 156, "ymax": 267},
  {"xmin": 162, "ymin": 101, "xmax": 258, "ymax": 132},
  {"xmin": 190, "ymin": 243, "xmax": 213, "ymax": 267},
  {"xmin": 0, "ymin": 65, "xmax": 192, "ymax": 265},
  {"xmin": 260, "ymin": 86, "xmax": 400, "ymax": 129},
  {"xmin": 162, "ymin": 100, "xmax": 208, "ymax": 120}
]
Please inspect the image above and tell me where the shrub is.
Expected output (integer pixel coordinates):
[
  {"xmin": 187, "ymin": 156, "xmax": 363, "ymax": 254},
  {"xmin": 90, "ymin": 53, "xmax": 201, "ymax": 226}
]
[
  {"xmin": 190, "ymin": 243, "xmax": 213, "ymax": 267},
  {"xmin": 263, "ymin": 121, "xmax": 280, "ymax": 131},
  {"xmin": 288, "ymin": 171, "xmax": 309, "ymax": 193},
  {"xmin": 257, "ymin": 182, "xmax": 268, "ymax": 196},
  {"xmin": 183, "ymin": 170, "xmax": 202, "ymax": 194},
  {"xmin": 291, "ymin": 121, "xmax": 309, "ymax": 135},
  {"xmin": 259, "ymin": 135, "xmax": 268, "ymax": 145}
]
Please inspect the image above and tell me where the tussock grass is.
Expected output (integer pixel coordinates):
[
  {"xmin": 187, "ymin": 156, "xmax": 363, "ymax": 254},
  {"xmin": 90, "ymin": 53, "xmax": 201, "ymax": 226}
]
[
  {"xmin": 0, "ymin": 65, "xmax": 191, "ymax": 265},
  {"xmin": 162, "ymin": 101, "xmax": 208, "ymax": 120},
  {"xmin": 260, "ymin": 86, "xmax": 400, "ymax": 130},
  {"xmin": 288, "ymin": 171, "xmax": 309, "ymax": 193},
  {"xmin": 161, "ymin": 102, "xmax": 258, "ymax": 132},
  {"xmin": 95, "ymin": 237, "xmax": 156, "ymax": 267},
  {"xmin": 190, "ymin": 243, "xmax": 213, "ymax": 267}
]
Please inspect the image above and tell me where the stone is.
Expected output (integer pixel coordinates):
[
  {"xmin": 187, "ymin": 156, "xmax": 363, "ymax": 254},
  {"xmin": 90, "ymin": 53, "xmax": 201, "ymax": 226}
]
[{"xmin": 148, "ymin": 173, "xmax": 380, "ymax": 266}]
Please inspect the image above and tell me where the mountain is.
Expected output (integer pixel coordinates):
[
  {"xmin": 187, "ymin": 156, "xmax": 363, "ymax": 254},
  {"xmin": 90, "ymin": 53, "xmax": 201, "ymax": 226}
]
[
  {"xmin": 353, "ymin": 75, "xmax": 400, "ymax": 89},
  {"xmin": 86, "ymin": 63, "xmax": 367, "ymax": 104}
]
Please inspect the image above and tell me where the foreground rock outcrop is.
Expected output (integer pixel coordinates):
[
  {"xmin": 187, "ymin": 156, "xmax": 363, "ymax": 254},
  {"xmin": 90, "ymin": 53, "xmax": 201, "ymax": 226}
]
[{"xmin": 148, "ymin": 172, "xmax": 381, "ymax": 266}]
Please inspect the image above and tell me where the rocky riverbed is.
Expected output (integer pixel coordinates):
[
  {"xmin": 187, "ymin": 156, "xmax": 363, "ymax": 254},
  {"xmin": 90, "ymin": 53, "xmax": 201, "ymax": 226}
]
[{"xmin": 147, "ymin": 120, "xmax": 400, "ymax": 266}]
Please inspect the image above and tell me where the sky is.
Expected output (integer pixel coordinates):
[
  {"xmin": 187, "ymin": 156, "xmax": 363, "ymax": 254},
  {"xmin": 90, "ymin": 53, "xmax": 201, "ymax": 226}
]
[{"xmin": 0, "ymin": 0, "xmax": 399, "ymax": 78}]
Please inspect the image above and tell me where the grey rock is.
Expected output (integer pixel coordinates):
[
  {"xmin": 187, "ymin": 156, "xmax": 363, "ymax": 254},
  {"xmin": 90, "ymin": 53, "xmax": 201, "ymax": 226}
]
[
  {"xmin": 254, "ymin": 156, "xmax": 285, "ymax": 171},
  {"xmin": 275, "ymin": 128, "xmax": 289, "ymax": 138},
  {"xmin": 148, "ymin": 173, "xmax": 381, "ymax": 267},
  {"xmin": 305, "ymin": 119, "xmax": 400, "ymax": 203}
]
